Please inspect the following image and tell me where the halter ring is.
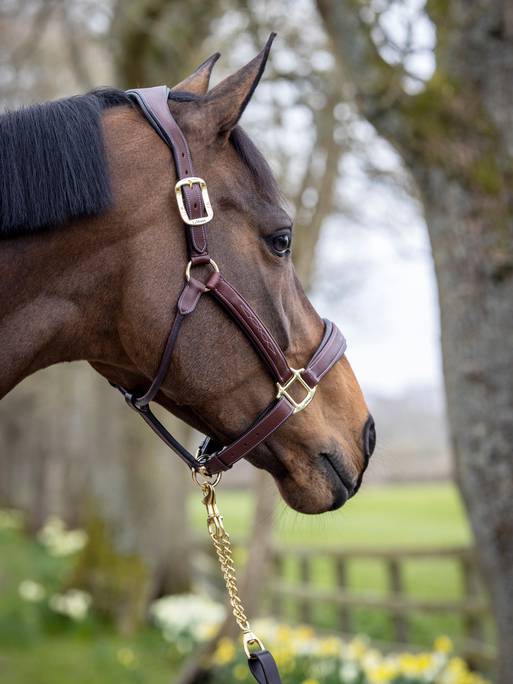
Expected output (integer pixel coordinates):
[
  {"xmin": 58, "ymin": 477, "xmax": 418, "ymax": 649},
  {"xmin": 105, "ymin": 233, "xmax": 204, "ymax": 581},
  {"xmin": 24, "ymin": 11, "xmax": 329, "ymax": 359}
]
[
  {"xmin": 191, "ymin": 468, "xmax": 222, "ymax": 488},
  {"xmin": 185, "ymin": 258, "xmax": 219, "ymax": 285}
]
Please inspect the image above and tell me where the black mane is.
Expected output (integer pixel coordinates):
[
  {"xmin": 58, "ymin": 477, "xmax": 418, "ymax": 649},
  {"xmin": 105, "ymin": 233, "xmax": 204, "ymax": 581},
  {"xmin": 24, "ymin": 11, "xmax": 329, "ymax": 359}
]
[
  {"xmin": 0, "ymin": 89, "xmax": 130, "ymax": 237},
  {"xmin": 0, "ymin": 87, "xmax": 280, "ymax": 238}
]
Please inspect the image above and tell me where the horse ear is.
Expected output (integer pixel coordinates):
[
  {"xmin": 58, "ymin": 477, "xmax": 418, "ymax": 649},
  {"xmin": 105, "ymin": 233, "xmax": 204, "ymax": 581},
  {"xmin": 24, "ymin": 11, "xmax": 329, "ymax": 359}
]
[
  {"xmin": 204, "ymin": 33, "xmax": 276, "ymax": 138},
  {"xmin": 171, "ymin": 52, "xmax": 220, "ymax": 95}
]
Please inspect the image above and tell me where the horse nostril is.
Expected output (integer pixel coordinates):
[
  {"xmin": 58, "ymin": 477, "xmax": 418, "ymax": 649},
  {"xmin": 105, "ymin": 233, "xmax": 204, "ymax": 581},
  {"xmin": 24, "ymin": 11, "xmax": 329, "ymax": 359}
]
[{"xmin": 363, "ymin": 415, "xmax": 376, "ymax": 459}]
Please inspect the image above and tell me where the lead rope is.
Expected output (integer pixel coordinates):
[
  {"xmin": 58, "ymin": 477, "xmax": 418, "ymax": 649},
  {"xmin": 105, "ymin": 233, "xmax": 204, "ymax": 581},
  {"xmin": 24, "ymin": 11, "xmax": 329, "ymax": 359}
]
[{"xmin": 192, "ymin": 470, "xmax": 282, "ymax": 684}]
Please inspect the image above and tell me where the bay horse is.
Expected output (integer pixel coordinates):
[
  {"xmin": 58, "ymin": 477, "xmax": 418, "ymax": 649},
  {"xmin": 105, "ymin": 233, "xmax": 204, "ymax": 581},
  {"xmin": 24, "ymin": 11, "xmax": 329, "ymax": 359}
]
[{"xmin": 0, "ymin": 37, "xmax": 375, "ymax": 515}]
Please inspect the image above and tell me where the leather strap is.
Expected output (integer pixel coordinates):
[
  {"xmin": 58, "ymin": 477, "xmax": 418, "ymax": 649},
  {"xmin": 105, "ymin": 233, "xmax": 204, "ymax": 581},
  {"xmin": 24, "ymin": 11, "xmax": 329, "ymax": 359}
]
[
  {"xmin": 302, "ymin": 320, "xmax": 347, "ymax": 385},
  {"xmin": 207, "ymin": 272, "xmax": 292, "ymax": 385},
  {"xmin": 126, "ymin": 86, "xmax": 208, "ymax": 259},
  {"xmin": 124, "ymin": 399, "xmax": 199, "ymax": 470},
  {"xmin": 201, "ymin": 398, "xmax": 295, "ymax": 474},
  {"xmin": 248, "ymin": 650, "xmax": 282, "ymax": 684}
]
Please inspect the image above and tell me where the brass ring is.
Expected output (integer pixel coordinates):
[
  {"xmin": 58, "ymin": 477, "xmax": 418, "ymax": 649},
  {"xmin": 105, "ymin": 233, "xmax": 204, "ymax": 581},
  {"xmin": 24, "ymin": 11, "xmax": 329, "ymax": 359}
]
[
  {"xmin": 185, "ymin": 258, "xmax": 219, "ymax": 283},
  {"xmin": 191, "ymin": 468, "xmax": 222, "ymax": 488}
]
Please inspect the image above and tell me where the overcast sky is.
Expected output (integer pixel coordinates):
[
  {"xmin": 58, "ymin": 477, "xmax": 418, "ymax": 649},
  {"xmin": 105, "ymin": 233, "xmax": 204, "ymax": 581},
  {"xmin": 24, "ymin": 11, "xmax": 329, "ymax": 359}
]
[
  {"xmin": 311, "ymin": 1, "xmax": 441, "ymax": 399},
  {"xmin": 312, "ymin": 207, "xmax": 442, "ymax": 399},
  {"xmin": 310, "ymin": 112, "xmax": 443, "ymax": 399}
]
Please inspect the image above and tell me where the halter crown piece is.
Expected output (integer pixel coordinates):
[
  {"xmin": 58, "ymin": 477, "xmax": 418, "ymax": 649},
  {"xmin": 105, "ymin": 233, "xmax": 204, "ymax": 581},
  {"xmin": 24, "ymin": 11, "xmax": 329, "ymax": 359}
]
[{"xmin": 111, "ymin": 86, "xmax": 348, "ymax": 684}]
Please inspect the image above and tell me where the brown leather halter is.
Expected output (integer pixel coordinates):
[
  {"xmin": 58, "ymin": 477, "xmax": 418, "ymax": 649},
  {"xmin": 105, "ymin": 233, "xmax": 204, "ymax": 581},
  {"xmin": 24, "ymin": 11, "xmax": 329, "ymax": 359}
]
[
  {"xmin": 107, "ymin": 85, "xmax": 351, "ymax": 684},
  {"xmin": 111, "ymin": 85, "xmax": 347, "ymax": 478}
]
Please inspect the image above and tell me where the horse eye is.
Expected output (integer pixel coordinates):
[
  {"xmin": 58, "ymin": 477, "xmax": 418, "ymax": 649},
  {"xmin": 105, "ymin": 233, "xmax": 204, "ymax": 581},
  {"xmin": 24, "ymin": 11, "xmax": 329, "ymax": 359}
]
[{"xmin": 268, "ymin": 230, "xmax": 292, "ymax": 256}]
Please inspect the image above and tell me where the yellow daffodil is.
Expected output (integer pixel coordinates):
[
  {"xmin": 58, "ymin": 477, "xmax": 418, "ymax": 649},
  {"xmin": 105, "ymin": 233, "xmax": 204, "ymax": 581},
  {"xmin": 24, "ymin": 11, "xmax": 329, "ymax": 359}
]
[
  {"xmin": 367, "ymin": 662, "xmax": 398, "ymax": 683},
  {"xmin": 435, "ymin": 635, "xmax": 454, "ymax": 654},
  {"xmin": 318, "ymin": 637, "xmax": 342, "ymax": 657},
  {"xmin": 212, "ymin": 637, "xmax": 236, "ymax": 666},
  {"xmin": 233, "ymin": 664, "xmax": 248, "ymax": 681},
  {"xmin": 116, "ymin": 647, "xmax": 136, "ymax": 669},
  {"xmin": 295, "ymin": 625, "xmax": 315, "ymax": 640}
]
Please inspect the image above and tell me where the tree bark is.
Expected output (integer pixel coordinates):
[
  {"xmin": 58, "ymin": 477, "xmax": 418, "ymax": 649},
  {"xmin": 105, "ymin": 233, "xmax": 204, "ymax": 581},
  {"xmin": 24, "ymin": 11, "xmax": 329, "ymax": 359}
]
[{"xmin": 317, "ymin": 1, "xmax": 513, "ymax": 679}]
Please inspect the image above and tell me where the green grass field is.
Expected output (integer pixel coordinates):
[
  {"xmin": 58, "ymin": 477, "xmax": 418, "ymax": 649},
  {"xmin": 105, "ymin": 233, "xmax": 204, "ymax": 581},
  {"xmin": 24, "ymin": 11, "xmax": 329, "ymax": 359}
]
[
  {"xmin": 190, "ymin": 482, "xmax": 473, "ymax": 548},
  {"xmin": 0, "ymin": 483, "xmax": 486, "ymax": 684}
]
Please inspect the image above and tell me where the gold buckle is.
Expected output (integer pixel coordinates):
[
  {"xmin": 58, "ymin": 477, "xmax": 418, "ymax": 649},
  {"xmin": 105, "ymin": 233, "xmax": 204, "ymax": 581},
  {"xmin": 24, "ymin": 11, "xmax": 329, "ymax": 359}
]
[
  {"xmin": 175, "ymin": 177, "xmax": 214, "ymax": 225},
  {"xmin": 276, "ymin": 368, "xmax": 316, "ymax": 414}
]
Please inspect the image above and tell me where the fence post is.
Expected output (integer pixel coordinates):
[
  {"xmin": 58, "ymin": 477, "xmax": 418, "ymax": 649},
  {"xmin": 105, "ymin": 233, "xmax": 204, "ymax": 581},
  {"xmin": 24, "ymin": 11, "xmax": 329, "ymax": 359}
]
[
  {"xmin": 460, "ymin": 553, "xmax": 485, "ymax": 645},
  {"xmin": 299, "ymin": 555, "xmax": 311, "ymax": 623},
  {"xmin": 388, "ymin": 557, "xmax": 408, "ymax": 643},
  {"xmin": 271, "ymin": 550, "xmax": 284, "ymax": 619},
  {"xmin": 336, "ymin": 557, "xmax": 352, "ymax": 634}
]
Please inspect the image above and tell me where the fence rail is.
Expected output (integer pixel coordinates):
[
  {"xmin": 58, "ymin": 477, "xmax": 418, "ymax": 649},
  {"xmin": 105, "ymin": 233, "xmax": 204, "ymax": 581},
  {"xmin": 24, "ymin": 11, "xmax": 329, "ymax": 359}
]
[{"xmin": 268, "ymin": 543, "xmax": 493, "ymax": 667}]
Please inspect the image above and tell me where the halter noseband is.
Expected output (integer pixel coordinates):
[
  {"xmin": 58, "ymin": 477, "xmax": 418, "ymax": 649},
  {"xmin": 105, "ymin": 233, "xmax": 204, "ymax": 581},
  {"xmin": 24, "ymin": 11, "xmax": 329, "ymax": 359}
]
[{"xmin": 111, "ymin": 85, "xmax": 347, "ymax": 477}]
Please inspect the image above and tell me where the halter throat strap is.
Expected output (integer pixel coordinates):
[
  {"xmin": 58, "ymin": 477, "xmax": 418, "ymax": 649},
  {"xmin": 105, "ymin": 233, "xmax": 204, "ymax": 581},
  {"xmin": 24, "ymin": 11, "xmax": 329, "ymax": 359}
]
[{"xmin": 111, "ymin": 86, "xmax": 347, "ymax": 476}]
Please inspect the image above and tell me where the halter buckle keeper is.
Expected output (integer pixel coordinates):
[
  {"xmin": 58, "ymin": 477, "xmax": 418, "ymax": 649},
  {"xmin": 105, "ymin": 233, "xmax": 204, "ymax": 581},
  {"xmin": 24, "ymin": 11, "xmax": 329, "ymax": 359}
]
[
  {"xmin": 276, "ymin": 368, "xmax": 316, "ymax": 414},
  {"xmin": 175, "ymin": 176, "xmax": 214, "ymax": 225}
]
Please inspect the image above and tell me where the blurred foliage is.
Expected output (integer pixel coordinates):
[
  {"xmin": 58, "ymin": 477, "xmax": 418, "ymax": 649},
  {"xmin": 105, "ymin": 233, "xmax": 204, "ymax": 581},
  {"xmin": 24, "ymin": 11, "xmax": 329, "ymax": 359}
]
[
  {"xmin": 70, "ymin": 516, "xmax": 149, "ymax": 634},
  {"xmin": 207, "ymin": 628, "xmax": 488, "ymax": 684},
  {"xmin": 0, "ymin": 511, "xmax": 489, "ymax": 684},
  {"xmin": 0, "ymin": 517, "xmax": 179, "ymax": 684}
]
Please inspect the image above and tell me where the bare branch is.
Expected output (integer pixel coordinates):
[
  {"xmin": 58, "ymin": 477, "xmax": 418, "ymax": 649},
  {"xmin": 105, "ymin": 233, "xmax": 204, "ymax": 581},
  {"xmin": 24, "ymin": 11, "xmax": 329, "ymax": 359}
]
[
  {"xmin": 316, "ymin": 0, "xmax": 412, "ymax": 145},
  {"xmin": 10, "ymin": 0, "xmax": 60, "ymax": 66},
  {"xmin": 293, "ymin": 82, "xmax": 345, "ymax": 289},
  {"xmin": 60, "ymin": 1, "xmax": 94, "ymax": 90}
]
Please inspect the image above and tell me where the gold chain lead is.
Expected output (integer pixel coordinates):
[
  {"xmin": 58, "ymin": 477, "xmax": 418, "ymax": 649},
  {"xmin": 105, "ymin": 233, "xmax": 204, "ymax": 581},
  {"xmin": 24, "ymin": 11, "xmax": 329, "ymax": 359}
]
[{"xmin": 193, "ymin": 471, "xmax": 265, "ymax": 658}]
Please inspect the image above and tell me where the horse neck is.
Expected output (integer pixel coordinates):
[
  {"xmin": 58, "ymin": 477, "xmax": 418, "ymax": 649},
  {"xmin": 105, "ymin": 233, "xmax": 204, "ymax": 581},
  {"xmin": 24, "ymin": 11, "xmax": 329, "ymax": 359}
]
[
  {"xmin": 0, "ymin": 220, "xmax": 121, "ymax": 398},
  {"xmin": 0, "ymin": 107, "xmax": 184, "ymax": 400}
]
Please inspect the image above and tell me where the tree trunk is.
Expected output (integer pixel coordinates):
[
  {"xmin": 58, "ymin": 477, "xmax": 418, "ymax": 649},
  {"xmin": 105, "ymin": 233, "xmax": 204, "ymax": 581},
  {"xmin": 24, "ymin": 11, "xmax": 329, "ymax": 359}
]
[
  {"xmin": 422, "ymin": 172, "xmax": 513, "ymax": 679},
  {"xmin": 316, "ymin": 1, "xmax": 513, "ymax": 679},
  {"xmin": 112, "ymin": 0, "xmax": 221, "ymax": 88}
]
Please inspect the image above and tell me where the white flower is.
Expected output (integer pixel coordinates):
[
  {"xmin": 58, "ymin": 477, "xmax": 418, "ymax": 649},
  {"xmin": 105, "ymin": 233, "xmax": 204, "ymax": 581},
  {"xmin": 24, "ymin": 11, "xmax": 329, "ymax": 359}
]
[
  {"xmin": 340, "ymin": 661, "xmax": 360, "ymax": 683},
  {"xmin": 37, "ymin": 516, "xmax": 88, "ymax": 556},
  {"xmin": 150, "ymin": 594, "xmax": 225, "ymax": 643},
  {"xmin": 49, "ymin": 589, "xmax": 91, "ymax": 621},
  {"xmin": 18, "ymin": 579, "xmax": 46, "ymax": 602},
  {"xmin": 0, "ymin": 508, "xmax": 23, "ymax": 530}
]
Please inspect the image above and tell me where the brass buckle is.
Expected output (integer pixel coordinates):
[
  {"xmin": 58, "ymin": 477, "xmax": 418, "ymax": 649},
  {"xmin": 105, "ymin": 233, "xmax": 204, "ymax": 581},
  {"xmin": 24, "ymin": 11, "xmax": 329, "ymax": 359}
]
[
  {"xmin": 175, "ymin": 177, "xmax": 214, "ymax": 225},
  {"xmin": 276, "ymin": 368, "xmax": 316, "ymax": 414}
]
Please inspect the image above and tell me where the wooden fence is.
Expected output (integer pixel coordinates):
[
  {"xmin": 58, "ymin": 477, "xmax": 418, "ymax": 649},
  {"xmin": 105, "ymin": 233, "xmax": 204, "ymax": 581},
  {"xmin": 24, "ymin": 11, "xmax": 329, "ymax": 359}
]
[
  {"xmin": 192, "ymin": 541, "xmax": 495, "ymax": 668},
  {"xmin": 268, "ymin": 544, "xmax": 493, "ymax": 664}
]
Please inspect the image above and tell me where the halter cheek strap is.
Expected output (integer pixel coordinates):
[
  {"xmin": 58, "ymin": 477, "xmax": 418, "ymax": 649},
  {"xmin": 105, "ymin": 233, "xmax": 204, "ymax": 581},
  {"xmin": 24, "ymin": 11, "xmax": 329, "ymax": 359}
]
[{"xmin": 110, "ymin": 85, "xmax": 347, "ymax": 478}]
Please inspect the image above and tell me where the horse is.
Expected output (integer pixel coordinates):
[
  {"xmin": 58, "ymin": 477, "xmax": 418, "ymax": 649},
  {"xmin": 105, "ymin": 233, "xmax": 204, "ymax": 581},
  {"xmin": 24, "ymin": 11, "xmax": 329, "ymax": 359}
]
[{"xmin": 0, "ymin": 36, "xmax": 375, "ymax": 516}]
